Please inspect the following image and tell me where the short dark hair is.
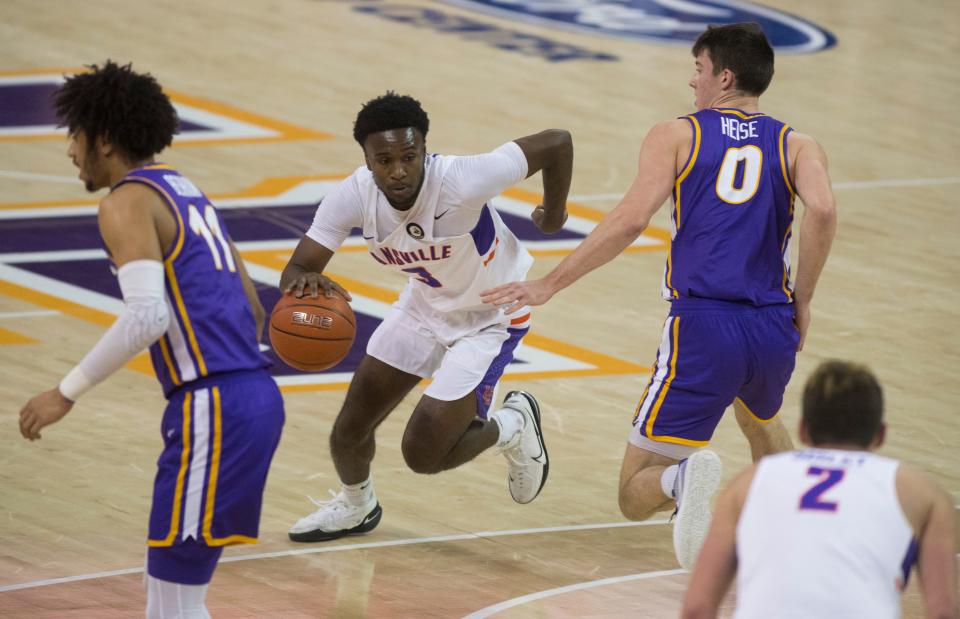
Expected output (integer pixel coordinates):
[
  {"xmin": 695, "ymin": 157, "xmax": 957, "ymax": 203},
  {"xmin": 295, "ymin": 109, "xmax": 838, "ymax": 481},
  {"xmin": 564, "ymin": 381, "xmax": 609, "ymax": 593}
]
[
  {"xmin": 53, "ymin": 61, "xmax": 178, "ymax": 161},
  {"xmin": 353, "ymin": 92, "xmax": 429, "ymax": 146},
  {"xmin": 692, "ymin": 23, "xmax": 775, "ymax": 96},
  {"xmin": 802, "ymin": 360, "xmax": 884, "ymax": 447}
]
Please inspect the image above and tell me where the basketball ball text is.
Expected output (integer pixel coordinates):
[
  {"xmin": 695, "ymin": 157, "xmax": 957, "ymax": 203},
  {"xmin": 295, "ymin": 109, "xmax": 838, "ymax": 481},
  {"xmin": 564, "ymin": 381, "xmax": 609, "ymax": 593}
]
[{"xmin": 292, "ymin": 311, "xmax": 334, "ymax": 330}]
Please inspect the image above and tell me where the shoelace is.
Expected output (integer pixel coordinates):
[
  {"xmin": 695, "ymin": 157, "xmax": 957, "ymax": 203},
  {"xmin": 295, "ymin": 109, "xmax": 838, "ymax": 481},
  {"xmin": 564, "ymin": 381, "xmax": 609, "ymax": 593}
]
[{"xmin": 306, "ymin": 490, "xmax": 350, "ymax": 515}]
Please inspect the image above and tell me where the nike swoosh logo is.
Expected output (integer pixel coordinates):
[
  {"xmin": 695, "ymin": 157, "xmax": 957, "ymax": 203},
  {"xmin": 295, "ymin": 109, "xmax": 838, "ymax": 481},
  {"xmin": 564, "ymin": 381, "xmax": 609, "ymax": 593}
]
[
  {"xmin": 362, "ymin": 235, "xmax": 374, "ymax": 240},
  {"xmin": 434, "ymin": 210, "xmax": 450, "ymax": 220}
]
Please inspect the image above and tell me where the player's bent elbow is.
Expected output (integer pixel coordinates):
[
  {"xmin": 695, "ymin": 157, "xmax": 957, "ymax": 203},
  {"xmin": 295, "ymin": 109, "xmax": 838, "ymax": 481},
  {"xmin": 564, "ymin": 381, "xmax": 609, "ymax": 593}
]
[
  {"xmin": 130, "ymin": 300, "xmax": 171, "ymax": 350},
  {"xmin": 541, "ymin": 129, "xmax": 573, "ymax": 161},
  {"xmin": 147, "ymin": 306, "xmax": 171, "ymax": 347},
  {"xmin": 804, "ymin": 195, "xmax": 837, "ymax": 222}
]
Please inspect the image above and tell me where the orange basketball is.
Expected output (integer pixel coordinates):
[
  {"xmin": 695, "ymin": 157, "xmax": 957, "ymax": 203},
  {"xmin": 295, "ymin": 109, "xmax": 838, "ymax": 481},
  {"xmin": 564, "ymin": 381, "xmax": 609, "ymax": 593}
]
[{"xmin": 269, "ymin": 291, "xmax": 356, "ymax": 371}]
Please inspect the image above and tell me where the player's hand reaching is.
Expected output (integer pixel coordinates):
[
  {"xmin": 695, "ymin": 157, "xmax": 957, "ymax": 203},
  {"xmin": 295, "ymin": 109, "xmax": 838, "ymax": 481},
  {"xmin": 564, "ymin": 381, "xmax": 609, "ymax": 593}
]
[
  {"xmin": 481, "ymin": 278, "xmax": 556, "ymax": 315},
  {"xmin": 532, "ymin": 205, "xmax": 568, "ymax": 234},
  {"xmin": 19, "ymin": 388, "xmax": 74, "ymax": 441},
  {"xmin": 284, "ymin": 273, "xmax": 352, "ymax": 301}
]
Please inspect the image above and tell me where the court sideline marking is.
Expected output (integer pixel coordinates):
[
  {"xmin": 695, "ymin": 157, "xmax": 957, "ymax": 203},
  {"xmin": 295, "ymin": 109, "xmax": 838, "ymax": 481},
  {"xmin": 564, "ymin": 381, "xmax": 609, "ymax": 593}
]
[
  {"xmin": 0, "ymin": 170, "xmax": 958, "ymax": 194},
  {"xmin": 567, "ymin": 175, "xmax": 960, "ymax": 201},
  {"xmin": 0, "ymin": 519, "xmax": 669, "ymax": 593},
  {"xmin": 462, "ymin": 568, "xmax": 688, "ymax": 618}
]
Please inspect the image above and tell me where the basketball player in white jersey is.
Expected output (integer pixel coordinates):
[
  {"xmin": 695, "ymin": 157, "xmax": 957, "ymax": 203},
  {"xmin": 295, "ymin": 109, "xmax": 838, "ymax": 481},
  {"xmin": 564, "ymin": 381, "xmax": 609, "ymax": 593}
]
[
  {"xmin": 682, "ymin": 360, "xmax": 958, "ymax": 619},
  {"xmin": 281, "ymin": 92, "xmax": 572, "ymax": 541}
]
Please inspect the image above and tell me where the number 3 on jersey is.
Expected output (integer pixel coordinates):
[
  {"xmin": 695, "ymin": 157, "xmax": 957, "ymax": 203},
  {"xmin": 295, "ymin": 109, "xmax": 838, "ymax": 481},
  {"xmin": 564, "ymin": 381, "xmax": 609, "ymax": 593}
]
[
  {"xmin": 402, "ymin": 266, "xmax": 442, "ymax": 288},
  {"xmin": 188, "ymin": 204, "xmax": 236, "ymax": 272},
  {"xmin": 716, "ymin": 145, "xmax": 763, "ymax": 204},
  {"xmin": 799, "ymin": 466, "xmax": 844, "ymax": 512}
]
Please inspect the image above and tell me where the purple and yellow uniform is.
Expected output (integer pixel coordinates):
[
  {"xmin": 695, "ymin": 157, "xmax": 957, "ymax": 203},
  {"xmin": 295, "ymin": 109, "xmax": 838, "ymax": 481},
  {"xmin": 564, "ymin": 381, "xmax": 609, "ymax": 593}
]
[
  {"xmin": 633, "ymin": 109, "xmax": 799, "ymax": 449},
  {"xmin": 115, "ymin": 165, "xmax": 284, "ymax": 583}
]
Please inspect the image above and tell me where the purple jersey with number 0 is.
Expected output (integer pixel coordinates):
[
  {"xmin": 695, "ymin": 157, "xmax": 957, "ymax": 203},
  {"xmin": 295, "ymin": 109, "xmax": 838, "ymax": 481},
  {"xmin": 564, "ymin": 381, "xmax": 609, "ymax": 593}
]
[{"xmin": 662, "ymin": 108, "xmax": 796, "ymax": 306}]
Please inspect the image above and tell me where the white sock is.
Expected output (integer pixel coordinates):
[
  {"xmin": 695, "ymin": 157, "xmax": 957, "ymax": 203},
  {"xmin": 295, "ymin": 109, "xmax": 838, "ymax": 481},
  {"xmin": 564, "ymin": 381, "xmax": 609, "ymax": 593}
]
[
  {"xmin": 343, "ymin": 477, "xmax": 374, "ymax": 507},
  {"xmin": 146, "ymin": 575, "xmax": 211, "ymax": 619},
  {"xmin": 491, "ymin": 408, "xmax": 524, "ymax": 447},
  {"xmin": 661, "ymin": 464, "xmax": 680, "ymax": 500}
]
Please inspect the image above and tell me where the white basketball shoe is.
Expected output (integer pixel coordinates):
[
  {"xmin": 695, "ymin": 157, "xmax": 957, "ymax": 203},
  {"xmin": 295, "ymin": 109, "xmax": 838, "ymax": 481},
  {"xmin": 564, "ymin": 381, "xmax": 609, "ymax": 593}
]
[
  {"xmin": 288, "ymin": 489, "xmax": 382, "ymax": 542},
  {"xmin": 498, "ymin": 391, "xmax": 549, "ymax": 504},
  {"xmin": 672, "ymin": 449, "xmax": 722, "ymax": 570}
]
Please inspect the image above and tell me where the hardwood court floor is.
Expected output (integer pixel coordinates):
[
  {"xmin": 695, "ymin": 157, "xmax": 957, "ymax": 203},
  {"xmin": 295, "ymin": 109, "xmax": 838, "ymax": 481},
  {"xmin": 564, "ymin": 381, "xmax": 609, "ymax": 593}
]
[{"xmin": 1, "ymin": 0, "xmax": 958, "ymax": 616}]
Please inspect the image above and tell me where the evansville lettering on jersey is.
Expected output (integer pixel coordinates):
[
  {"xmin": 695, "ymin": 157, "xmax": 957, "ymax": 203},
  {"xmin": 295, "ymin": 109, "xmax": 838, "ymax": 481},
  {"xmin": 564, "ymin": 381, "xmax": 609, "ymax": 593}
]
[
  {"xmin": 356, "ymin": 154, "xmax": 532, "ymax": 313},
  {"xmin": 663, "ymin": 108, "xmax": 796, "ymax": 306},
  {"xmin": 306, "ymin": 143, "xmax": 532, "ymax": 315},
  {"xmin": 369, "ymin": 244, "xmax": 453, "ymax": 266},
  {"xmin": 113, "ymin": 164, "xmax": 266, "ymax": 397}
]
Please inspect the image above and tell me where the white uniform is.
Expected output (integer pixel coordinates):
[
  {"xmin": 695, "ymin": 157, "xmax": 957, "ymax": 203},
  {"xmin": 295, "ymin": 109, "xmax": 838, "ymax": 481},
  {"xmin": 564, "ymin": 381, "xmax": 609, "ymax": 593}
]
[
  {"xmin": 307, "ymin": 142, "xmax": 533, "ymax": 407},
  {"xmin": 735, "ymin": 449, "xmax": 917, "ymax": 619}
]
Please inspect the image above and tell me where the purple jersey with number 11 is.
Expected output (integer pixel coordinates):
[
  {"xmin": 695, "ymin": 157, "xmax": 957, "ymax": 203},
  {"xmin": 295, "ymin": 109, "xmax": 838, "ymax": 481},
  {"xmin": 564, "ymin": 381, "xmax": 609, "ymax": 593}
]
[
  {"xmin": 662, "ymin": 108, "xmax": 796, "ymax": 306},
  {"xmin": 114, "ymin": 164, "xmax": 267, "ymax": 397}
]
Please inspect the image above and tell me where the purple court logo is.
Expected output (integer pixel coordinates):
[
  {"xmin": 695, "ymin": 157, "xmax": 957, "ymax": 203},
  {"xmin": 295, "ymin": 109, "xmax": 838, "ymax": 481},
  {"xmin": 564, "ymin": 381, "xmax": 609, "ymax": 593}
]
[
  {"xmin": 439, "ymin": 0, "xmax": 836, "ymax": 53},
  {"xmin": 0, "ymin": 71, "xmax": 330, "ymax": 145}
]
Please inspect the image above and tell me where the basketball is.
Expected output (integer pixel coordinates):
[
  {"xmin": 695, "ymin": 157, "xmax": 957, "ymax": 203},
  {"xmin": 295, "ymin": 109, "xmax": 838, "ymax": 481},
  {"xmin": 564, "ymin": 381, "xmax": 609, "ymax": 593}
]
[{"xmin": 268, "ymin": 292, "xmax": 356, "ymax": 371}]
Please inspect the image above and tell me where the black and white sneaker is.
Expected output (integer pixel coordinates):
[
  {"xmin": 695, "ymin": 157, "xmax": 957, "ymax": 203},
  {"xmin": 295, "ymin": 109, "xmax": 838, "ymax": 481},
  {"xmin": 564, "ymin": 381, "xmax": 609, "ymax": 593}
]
[
  {"xmin": 288, "ymin": 490, "xmax": 383, "ymax": 542},
  {"xmin": 498, "ymin": 391, "xmax": 549, "ymax": 504}
]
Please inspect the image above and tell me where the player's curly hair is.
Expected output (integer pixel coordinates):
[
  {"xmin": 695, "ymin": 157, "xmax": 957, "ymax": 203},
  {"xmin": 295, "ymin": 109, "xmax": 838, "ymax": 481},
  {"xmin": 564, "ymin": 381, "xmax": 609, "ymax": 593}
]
[
  {"xmin": 802, "ymin": 360, "xmax": 884, "ymax": 447},
  {"xmin": 53, "ymin": 60, "xmax": 178, "ymax": 161},
  {"xmin": 353, "ymin": 92, "xmax": 429, "ymax": 146}
]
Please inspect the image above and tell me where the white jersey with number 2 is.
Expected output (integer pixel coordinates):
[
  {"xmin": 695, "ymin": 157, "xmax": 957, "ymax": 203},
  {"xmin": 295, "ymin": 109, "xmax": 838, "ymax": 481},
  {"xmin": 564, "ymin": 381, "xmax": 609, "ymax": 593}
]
[{"xmin": 735, "ymin": 448, "xmax": 917, "ymax": 619}]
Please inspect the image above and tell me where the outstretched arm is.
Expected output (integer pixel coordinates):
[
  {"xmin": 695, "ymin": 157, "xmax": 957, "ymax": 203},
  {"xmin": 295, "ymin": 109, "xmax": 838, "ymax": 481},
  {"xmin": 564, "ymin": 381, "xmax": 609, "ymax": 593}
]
[
  {"xmin": 513, "ymin": 129, "xmax": 574, "ymax": 233},
  {"xmin": 681, "ymin": 466, "xmax": 754, "ymax": 619},
  {"xmin": 19, "ymin": 184, "xmax": 169, "ymax": 439},
  {"xmin": 790, "ymin": 133, "xmax": 838, "ymax": 351},
  {"xmin": 482, "ymin": 120, "xmax": 684, "ymax": 314}
]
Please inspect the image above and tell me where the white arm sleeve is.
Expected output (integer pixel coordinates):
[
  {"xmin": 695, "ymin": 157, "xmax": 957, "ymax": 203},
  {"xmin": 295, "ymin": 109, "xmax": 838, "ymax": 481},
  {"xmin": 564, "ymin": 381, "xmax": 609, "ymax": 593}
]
[
  {"xmin": 305, "ymin": 174, "xmax": 364, "ymax": 252},
  {"xmin": 58, "ymin": 260, "xmax": 169, "ymax": 401},
  {"xmin": 446, "ymin": 141, "xmax": 528, "ymax": 208}
]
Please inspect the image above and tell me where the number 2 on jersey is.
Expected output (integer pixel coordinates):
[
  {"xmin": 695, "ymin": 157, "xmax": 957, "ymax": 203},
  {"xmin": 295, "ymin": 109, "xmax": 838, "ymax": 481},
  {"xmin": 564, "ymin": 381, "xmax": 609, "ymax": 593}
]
[
  {"xmin": 715, "ymin": 145, "xmax": 763, "ymax": 205},
  {"xmin": 188, "ymin": 204, "xmax": 236, "ymax": 272},
  {"xmin": 799, "ymin": 466, "xmax": 844, "ymax": 512}
]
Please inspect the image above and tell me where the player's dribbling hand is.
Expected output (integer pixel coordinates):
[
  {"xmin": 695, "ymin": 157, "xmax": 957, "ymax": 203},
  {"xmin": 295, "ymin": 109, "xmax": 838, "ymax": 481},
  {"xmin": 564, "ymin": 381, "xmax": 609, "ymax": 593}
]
[
  {"xmin": 532, "ymin": 205, "xmax": 568, "ymax": 234},
  {"xmin": 19, "ymin": 388, "xmax": 74, "ymax": 441},
  {"xmin": 794, "ymin": 301, "xmax": 811, "ymax": 352},
  {"xmin": 284, "ymin": 273, "xmax": 352, "ymax": 301}
]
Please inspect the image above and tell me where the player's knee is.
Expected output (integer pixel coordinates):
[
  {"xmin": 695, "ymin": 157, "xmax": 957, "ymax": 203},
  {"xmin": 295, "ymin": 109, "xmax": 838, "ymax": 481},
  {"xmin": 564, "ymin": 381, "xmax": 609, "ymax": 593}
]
[
  {"xmin": 618, "ymin": 485, "xmax": 651, "ymax": 521},
  {"xmin": 400, "ymin": 430, "xmax": 443, "ymax": 474}
]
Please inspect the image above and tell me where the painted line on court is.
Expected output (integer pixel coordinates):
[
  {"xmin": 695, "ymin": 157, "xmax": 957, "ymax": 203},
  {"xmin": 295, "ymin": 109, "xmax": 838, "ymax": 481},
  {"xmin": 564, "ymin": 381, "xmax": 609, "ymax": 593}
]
[
  {"xmin": 462, "ymin": 568, "xmax": 688, "ymax": 618},
  {"xmin": 0, "ymin": 170, "xmax": 81, "ymax": 184},
  {"xmin": 568, "ymin": 175, "xmax": 960, "ymax": 202},
  {"xmin": 0, "ymin": 310, "xmax": 60, "ymax": 319},
  {"xmin": 0, "ymin": 519, "xmax": 669, "ymax": 593}
]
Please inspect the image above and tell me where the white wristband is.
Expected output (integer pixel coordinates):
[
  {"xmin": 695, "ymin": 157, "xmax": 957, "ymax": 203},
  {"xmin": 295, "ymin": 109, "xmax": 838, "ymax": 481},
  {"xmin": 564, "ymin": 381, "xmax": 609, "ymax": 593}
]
[{"xmin": 59, "ymin": 365, "xmax": 94, "ymax": 401}]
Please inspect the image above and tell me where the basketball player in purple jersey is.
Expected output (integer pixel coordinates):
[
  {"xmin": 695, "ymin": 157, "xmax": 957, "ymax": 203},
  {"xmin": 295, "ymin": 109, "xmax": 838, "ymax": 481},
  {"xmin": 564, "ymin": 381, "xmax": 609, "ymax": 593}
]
[
  {"xmin": 18, "ymin": 62, "xmax": 284, "ymax": 618},
  {"xmin": 482, "ymin": 23, "xmax": 838, "ymax": 569}
]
